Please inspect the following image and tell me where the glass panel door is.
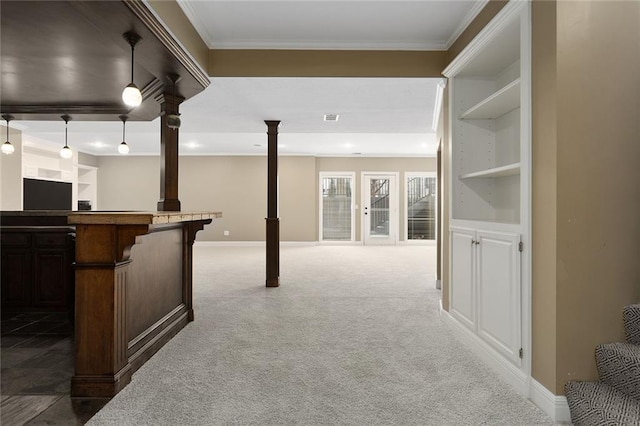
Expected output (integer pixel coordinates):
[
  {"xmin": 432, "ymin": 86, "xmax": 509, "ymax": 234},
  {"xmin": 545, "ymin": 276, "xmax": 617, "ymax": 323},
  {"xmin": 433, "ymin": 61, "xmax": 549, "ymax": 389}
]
[
  {"xmin": 406, "ymin": 174, "xmax": 437, "ymax": 240},
  {"xmin": 363, "ymin": 173, "xmax": 398, "ymax": 245},
  {"xmin": 319, "ymin": 173, "xmax": 354, "ymax": 241},
  {"xmin": 369, "ymin": 178, "xmax": 390, "ymax": 236}
]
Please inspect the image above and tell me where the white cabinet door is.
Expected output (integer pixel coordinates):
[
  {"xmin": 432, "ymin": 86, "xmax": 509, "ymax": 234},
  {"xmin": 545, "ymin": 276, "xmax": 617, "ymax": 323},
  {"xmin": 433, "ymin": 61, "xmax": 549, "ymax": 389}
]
[
  {"xmin": 450, "ymin": 227, "xmax": 476, "ymax": 330},
  {"xmin": 476, "ymin": 230, "xmax": 521, "ymax": 366}
]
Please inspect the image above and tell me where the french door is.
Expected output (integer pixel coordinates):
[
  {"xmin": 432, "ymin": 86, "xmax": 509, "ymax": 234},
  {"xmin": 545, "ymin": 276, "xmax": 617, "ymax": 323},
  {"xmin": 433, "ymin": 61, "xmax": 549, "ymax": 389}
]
[
  {"xmin": 406, "ymin": 172, "xmax": 437, "ymax": 241},
  {"xmin": 362, "ymin": 173, "xmax": 398, "ymax": 245},
  {"xmin": 319, "ymin": 172, "xmax": 355, "ymax": 242}
]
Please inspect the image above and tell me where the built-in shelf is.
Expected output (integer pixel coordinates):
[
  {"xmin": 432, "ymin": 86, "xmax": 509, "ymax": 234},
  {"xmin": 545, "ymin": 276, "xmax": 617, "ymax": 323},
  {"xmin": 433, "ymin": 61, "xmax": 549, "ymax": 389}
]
[
  {"xmin": 461, "ymin": 79, "xmax": 520, "ymax": 120},
  {"xmin": 459, "ymin": 162, "xmax": 520, "ymax": 179},
  {"xmin": 445, "ymin": 1, "xmax": 529, "ymax": 381},
  {"xmin": 24, "ymin": 166, "xmax": 74, "ymax": 182},
  {"xmin": 76, "ymin": 165, "xmax": 97, "ymax": 211}
]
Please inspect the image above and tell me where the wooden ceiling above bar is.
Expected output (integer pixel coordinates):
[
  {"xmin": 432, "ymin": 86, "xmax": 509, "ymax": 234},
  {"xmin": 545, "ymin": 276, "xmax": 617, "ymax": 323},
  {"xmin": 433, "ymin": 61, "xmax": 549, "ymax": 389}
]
[{"xmin": 0, "ymin": 0, "xmax": 209, "ymax": 122}]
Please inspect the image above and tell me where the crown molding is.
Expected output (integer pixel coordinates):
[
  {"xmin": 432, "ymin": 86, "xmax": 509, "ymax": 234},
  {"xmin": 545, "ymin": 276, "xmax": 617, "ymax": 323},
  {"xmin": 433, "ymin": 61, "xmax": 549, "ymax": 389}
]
[
  {"xmin": 125, "ymin": 0, "xmax": 210, "ymax": 89},
  {"xmin": 210, "ymin": 40, "xmax": 447, "ymax": 51},
  {"xmin": 175, "ymin": 0, "xmax": 216, "ymax": 49},
  {"xmin": 443, "ymin": 0, "xmax": 527, "ymax": 77},
  {"xmin": 445, "ymin": 0, "xmax": 491, "ymax": 49}
]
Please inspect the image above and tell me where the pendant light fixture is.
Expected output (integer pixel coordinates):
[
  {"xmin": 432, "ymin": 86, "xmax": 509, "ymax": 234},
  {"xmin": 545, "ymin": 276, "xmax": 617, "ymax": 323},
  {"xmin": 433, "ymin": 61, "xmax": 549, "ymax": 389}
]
[
  {"xmin": 60, "ymin": 115, "xmax": 73, "ymax": 159},
  {"xmin": 118, "ymin": 115, "xmax": 130, "ymax": 154},
  {"xmin": 122, "ymin": 31, "xmax": 142, "ymax": 107},
  {"xmin": 1, "ymin": 114, "xmax": 15, "ymax": 155}
]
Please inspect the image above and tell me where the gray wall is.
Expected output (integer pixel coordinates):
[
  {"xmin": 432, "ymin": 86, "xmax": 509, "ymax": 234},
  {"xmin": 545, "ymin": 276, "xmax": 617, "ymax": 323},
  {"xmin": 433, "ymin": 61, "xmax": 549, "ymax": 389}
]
[
  {"xmin": 78, "ymin": 152, "xmax": 99, "ymax": 167},
  {"xmin": 97, "ymin": 155, "xmax": 435, "ymax": 241}
]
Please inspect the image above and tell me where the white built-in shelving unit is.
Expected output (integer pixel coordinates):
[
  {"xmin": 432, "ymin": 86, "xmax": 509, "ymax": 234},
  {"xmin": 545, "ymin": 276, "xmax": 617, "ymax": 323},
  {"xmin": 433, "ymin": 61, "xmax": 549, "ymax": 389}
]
[
  {"xmin": 23, "ymin": 144, "xmax": 74, "ymax": 183},
  {"xmin": 21, "ymin": 138, "xmax": 97, "ymax": 210},
  {"xmin": 76, "ymin": 165, "xmax": 98, "ymax": 210},
  {"xmin": 443, "ymin": 1, "xmax": 531, "ymax": 397}
]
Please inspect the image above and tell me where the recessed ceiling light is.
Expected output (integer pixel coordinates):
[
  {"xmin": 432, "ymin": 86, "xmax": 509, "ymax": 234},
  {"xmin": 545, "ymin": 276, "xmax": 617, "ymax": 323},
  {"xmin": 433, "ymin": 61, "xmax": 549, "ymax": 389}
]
[{"xmin": 324, "ymin": 114, "xmax": 339, "ymax": 122}]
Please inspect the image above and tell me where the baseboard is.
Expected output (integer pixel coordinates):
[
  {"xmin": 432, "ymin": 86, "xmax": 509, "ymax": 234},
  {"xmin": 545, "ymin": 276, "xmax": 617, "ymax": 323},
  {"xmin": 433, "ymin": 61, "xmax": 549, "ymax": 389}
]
[
  {"xmin": 440, "ymin": 308, "xmax": 528, "ymax": 395},
  {"xmin": 128, "ymin": 308, "xmax": 190, "ymax": 376},
  {"xmin": 283, "ymin": 241, "xmax": 319, "ymax": 247},
  {"xmin": 318, "ymin": 240, "xmax": 362, "ymax": 246},
  {"xmin": 529, "ymin": 379, "xmax": 572, "ymax": 423},
  {"xmin": 440, "ymin": 308, "xmax": 571, "ymax": 423},
  {"xmin": 195, "ymin": 241, "xmax": 436, "ymax": 247},
  {"xmin": 194, "ymin": 241, "xmax": 319, "ymax": 247},
  {"xmin": 195, "ymin": 241, "xmax": 259, "ymax": 247},
  {"xmin": 403, "ymin": 240, "xmax": 437, "ymax": 246}
]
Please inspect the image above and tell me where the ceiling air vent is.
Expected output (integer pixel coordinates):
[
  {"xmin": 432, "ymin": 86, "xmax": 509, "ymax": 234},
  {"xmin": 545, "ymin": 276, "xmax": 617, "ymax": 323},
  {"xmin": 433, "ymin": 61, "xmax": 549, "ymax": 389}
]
[{"xmin": 324, "ymin": 113, "xmax": 339, "ymax": 122}]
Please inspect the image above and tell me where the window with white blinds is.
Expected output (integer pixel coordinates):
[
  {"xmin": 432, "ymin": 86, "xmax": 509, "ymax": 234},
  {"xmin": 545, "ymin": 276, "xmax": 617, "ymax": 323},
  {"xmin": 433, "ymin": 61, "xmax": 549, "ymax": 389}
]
[{"xmin": 320, "ymin": 173, "xmax": 354, "ymax": 241}]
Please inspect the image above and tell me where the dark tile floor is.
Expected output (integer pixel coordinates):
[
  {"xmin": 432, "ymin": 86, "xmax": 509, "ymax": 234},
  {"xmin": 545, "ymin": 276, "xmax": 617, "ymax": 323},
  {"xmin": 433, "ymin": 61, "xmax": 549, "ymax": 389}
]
[{"xmin": 1, "ymin": 313, "xmax": 109, "ymax": 425}]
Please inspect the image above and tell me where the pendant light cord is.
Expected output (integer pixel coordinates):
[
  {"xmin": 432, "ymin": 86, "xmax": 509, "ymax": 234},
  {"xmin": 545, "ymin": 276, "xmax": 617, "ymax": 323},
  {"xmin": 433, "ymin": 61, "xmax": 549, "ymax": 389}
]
[
  {"xmin": 130, "ymin": 44, "xmax": 135, "ymax": 84},
  {"xmin": 2, "ymin": 114, "xmax": 13, "ymax": 141},
  {"xmin": 62, "ymin": 115, "xmax": 70, "ymax": 148}
]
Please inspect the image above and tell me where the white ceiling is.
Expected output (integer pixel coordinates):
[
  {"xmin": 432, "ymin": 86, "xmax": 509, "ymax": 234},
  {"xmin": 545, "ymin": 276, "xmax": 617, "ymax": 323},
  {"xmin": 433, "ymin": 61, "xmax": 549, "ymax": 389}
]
[
  {"xmin": 178, "ymin": 0, "xmax": 485, "ymax": 51},
  {"xmin": 15, "ymin": 1, "xmax": 486, "ymax": 157}
]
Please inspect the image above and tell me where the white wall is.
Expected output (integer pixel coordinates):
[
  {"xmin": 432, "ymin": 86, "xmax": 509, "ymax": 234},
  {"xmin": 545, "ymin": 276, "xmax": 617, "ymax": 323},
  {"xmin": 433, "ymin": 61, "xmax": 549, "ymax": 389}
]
[{"xmin": 0, "ymin": 126, "xmax": 23, "ymax": 210}]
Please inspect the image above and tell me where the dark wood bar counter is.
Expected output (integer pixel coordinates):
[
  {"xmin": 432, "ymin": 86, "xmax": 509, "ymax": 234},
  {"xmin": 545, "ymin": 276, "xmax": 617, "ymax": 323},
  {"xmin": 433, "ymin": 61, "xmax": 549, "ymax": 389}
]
[
  {"xmin": 67, "ymin": 211, "xmax": 220, "ymax": 398},
  {"xmin": 1, "ymin": 212, "xmax": 75, "ymax": 316}
]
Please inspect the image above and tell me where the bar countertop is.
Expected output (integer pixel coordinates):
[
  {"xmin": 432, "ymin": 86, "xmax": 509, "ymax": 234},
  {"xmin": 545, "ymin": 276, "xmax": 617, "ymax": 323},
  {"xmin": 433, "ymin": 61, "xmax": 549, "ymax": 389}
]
[
  {"xmin": 1, "ymin": 210, "xmax": 73, "ymax": 217},
  {"xmin": 67, "ymin": 211, "xmax": 222, "ymax": 225}
]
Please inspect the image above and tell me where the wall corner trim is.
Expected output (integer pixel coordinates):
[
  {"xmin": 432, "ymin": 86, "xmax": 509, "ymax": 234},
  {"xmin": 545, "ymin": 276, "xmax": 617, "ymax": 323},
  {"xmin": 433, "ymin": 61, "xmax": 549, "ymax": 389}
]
[{"xmin": 529, "ymin": 379, "xmax": 571, "ymax": 423}]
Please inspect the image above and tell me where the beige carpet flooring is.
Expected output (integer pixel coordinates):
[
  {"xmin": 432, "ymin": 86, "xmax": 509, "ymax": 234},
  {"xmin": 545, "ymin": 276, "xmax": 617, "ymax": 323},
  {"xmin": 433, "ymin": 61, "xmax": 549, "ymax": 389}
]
[{"xmin": 88, "ymin": 245, "xmax": 555, "ymax": 425}]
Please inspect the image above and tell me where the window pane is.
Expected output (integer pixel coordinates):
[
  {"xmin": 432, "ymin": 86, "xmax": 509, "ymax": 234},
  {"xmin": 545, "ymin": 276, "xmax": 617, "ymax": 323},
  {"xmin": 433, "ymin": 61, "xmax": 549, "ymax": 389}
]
[
  {"xmin": 407, "ymin": 176, "xmax": 436, "ymax": 240},
  {"xmin": 370, "ymin": 178, "xmax": 390, "ymax": 236},
  {"xmin": 322, "ymin": 177, "xmax": 352, "ymax": 240}
]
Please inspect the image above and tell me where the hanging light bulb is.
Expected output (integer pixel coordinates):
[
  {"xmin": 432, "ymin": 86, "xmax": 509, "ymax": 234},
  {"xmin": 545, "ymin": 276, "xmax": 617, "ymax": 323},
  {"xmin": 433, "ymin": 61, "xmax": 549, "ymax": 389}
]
[
  {"xmin": 2, "ymin": 114, "xmax": 15, "ymax": 155},
  {"xmin": 122, "ymin": 32, "xmax": 142, "ymax": 107},
  {"xmin": 118, "ymin": 115, "xmax": 130, "ymax": 154},
  {"xmin": 60, "ymin": 115, "xmax": 73, "ymax": 159}
]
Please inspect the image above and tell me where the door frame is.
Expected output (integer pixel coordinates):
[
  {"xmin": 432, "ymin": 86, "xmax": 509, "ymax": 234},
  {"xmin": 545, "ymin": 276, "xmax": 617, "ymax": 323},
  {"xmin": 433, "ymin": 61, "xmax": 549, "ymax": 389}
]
[
  {"xmin": 318, "ymin": 171, "xmax": 356, "ymax": 243},
  {"xmin": 361, "ymin": 172, "xmax": 399, "ymax": 245}
]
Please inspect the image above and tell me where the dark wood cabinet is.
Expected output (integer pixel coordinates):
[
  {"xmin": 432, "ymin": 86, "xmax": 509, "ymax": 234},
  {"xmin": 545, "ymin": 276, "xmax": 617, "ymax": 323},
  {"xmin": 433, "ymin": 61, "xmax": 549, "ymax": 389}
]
[{"xmin": 1, "ymin": 227, "xmax": 75, "ymax": 314}]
